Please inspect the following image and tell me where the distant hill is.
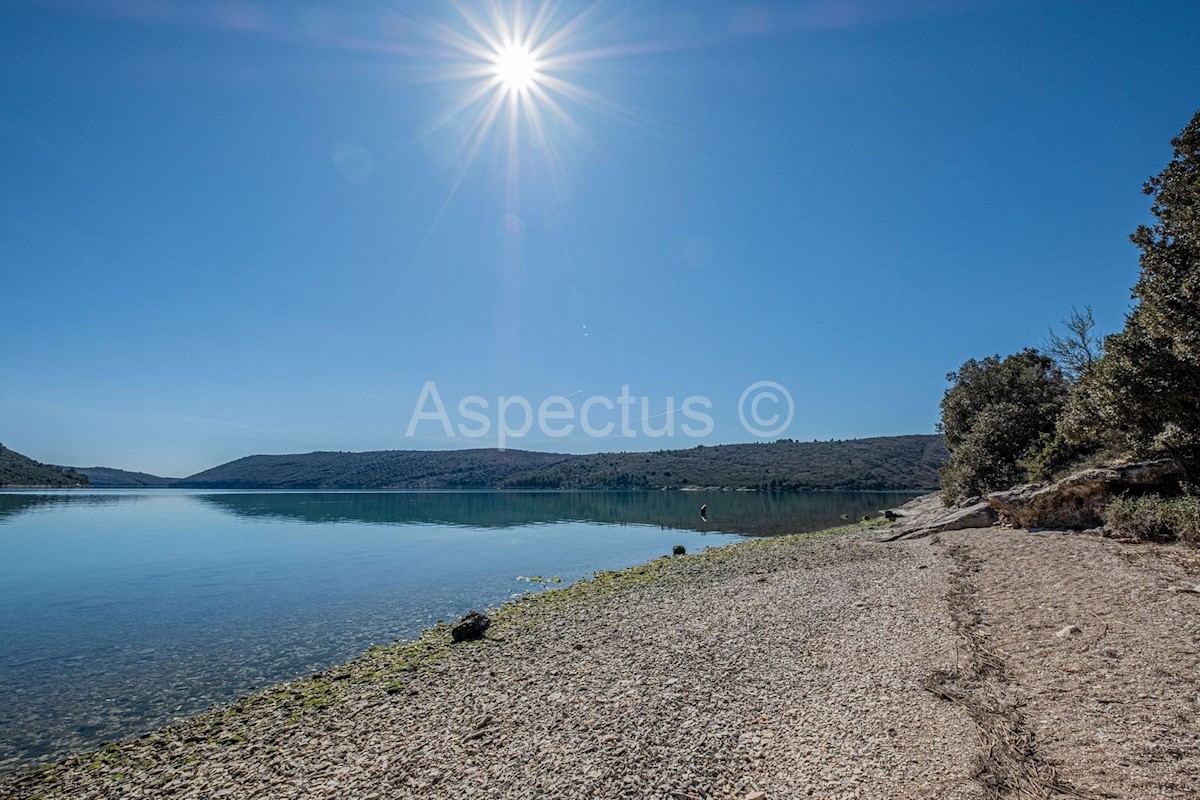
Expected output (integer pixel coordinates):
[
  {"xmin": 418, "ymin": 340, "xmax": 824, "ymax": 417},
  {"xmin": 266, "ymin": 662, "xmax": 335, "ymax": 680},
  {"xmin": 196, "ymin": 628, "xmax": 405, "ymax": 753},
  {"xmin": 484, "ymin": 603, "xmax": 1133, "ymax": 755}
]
[
  {"xmin": 73, "ymin": 467, "xmax": 178, "ymax": 488},
  {"xmin": 174, "ymin": 448, "xmax": 574, "ymax": 489},
  {"xmin": 500, "ymin": 435, "xmax": 947, "ymax": 491},
  {"xmin": 0, "ymin": 444, "xmax": 90, "ymax": 488},
  {"xmin": 175, "ymin": 436, "xmax": 946, "ymax": 490}
]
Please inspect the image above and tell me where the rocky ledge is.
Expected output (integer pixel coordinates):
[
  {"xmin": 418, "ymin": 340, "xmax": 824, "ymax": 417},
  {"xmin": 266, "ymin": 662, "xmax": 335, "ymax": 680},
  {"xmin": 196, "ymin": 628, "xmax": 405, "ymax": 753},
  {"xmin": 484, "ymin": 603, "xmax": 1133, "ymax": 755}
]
[
  {"xmin": 987, "ymin": 459, "xmax": 1184, "ymax": 530},
  {"xmin": 880, "ymin": 493, "xmax": 997, "ymax": 541}
]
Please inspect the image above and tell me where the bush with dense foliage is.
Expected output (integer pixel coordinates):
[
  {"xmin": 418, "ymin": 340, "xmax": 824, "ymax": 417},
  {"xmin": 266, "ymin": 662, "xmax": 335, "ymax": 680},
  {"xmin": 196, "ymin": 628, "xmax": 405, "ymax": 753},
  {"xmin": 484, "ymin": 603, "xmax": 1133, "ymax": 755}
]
[{"xmin": 938, "ymin": 349, "xmax": 1068, "ymax": 503}]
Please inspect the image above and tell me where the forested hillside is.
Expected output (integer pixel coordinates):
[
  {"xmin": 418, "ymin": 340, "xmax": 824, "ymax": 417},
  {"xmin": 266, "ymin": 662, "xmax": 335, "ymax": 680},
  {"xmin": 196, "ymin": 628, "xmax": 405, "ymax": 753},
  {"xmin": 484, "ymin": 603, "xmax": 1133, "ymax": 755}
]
[
  {"xmin": 175, "ymin": 448, "xmax": 574, "ymax": 489},
  {"xmin": 73, "ymin": 467, "xmax": 178, "ymax": 488},
  {"xmin": 174, "ymin": 436, "xmax": 945, "ymax": 490},
  {"xmin": 501, "ymin": 436, "xmax": 946, "ymax": 490},
  {"xmin": 0, "ymin": 444, "xmax": 89, "ymax": 487}
]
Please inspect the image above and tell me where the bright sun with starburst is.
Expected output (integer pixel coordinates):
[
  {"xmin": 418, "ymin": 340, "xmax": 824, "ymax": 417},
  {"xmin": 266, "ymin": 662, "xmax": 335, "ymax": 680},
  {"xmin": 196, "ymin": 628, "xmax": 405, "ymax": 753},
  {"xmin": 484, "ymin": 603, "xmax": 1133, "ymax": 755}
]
[
  {"xmin": 413, "ymin": 2, "xmax": 634, "ymax": 222},
  {"xmin": 492, "ymin": 41, "xmax": 540, "ymax": 92}
]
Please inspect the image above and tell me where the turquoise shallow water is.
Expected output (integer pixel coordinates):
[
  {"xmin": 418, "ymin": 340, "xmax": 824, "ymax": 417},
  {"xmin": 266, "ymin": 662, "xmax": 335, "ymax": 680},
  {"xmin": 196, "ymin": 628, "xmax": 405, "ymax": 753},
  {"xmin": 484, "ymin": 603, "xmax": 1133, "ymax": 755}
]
[{"xmin": 0, "ymin": 488, "xmax": 917, "ymax": 772}]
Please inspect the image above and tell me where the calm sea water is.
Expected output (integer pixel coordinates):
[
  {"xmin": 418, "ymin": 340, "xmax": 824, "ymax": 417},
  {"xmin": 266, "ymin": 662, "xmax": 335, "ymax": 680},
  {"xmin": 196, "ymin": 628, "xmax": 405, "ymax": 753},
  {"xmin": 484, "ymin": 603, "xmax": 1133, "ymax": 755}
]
[{"xmin": 0, "ymin": 488, "xmax": 917, "ymax": 772}]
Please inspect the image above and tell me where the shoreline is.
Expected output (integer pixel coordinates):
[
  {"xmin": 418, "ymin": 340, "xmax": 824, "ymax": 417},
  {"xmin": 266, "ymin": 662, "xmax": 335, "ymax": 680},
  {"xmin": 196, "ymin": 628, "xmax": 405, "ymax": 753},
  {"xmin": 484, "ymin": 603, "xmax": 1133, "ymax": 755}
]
[
  {"xmin": 0, "ymin": 485, "xmax": 90, "ymax": 490},
  {"xmin": 4, "ymin": 513, "xmax": 1199, "ymax": 798},
  {"xmin": 0, "ymin": 521, "xmax": 888, "ymax": 793}
]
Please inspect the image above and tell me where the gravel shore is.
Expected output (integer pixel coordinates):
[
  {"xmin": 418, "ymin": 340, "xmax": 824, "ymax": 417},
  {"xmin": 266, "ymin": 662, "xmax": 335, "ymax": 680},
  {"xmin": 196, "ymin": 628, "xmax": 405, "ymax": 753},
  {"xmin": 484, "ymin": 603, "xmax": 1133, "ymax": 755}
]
[{"xmin": 3, "ymin": 517, "xmax": 1199, "ymax": 799}]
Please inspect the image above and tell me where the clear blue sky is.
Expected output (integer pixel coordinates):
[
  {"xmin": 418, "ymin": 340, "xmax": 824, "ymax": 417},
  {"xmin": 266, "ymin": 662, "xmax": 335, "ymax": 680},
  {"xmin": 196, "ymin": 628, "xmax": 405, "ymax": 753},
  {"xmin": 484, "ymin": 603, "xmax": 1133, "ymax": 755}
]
[{"xmin": 2, "ymin": 0, "xmax": 1198, "ymax": 477}]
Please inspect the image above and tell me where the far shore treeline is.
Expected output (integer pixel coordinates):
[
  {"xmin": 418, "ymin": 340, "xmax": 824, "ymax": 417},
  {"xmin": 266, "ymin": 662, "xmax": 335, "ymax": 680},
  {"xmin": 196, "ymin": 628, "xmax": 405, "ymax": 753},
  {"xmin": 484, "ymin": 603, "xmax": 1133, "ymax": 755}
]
[{"xmin": 0, "ymin": 435, "xmax": 946, "ymax": 492}]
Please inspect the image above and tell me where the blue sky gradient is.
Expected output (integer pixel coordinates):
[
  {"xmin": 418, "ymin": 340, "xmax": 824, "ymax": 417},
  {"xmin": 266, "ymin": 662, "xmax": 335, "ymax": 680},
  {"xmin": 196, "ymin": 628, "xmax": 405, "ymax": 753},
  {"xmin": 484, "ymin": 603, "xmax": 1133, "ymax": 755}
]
[{"xmin": 2, "ymin": 0, "xmax": 1199, "ymax": 476}]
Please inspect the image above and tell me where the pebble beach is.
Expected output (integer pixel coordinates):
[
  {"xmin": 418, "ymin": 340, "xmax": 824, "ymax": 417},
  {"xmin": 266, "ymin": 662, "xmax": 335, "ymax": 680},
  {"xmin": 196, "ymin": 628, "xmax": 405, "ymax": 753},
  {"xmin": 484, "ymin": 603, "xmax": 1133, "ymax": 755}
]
[{"xmin": 4, "ymin": 512, "xmax": 1199, "ymax": 799}]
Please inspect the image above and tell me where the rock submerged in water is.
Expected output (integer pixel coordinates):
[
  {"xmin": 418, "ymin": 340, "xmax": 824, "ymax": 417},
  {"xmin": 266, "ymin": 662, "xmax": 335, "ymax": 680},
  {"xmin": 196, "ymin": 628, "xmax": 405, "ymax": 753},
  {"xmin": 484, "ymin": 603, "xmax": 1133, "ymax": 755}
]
[{"xmin": 451, "ymin": 610, "xmax": 491, "ymax": 643}]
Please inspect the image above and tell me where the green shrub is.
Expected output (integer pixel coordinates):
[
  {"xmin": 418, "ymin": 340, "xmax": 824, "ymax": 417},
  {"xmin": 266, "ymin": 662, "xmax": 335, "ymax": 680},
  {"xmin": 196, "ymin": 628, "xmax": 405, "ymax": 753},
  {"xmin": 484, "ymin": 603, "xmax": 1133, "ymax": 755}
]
[
  {"xmin": 939, "ymin": 349, "xmax": 1068, "ymax": 504},
  {"xmin": 1019, "ymin": 431, "xmax": 1083, "ymax": 483},
  {"xmin": 1103, "ymin": 493, "xmax": 1200, "ymax": 543}
]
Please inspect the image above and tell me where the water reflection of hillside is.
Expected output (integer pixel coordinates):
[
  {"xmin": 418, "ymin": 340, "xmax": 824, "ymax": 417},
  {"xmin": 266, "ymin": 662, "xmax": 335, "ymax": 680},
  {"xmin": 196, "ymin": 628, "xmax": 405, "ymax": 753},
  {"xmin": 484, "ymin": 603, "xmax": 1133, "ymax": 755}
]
[
  {"xmin": 197, "ymin": 491, "xmax": 921, "ymax": 537},
  {"xmin": 0, "ymin": 492, "xmax": 145, "ymax": 524}
]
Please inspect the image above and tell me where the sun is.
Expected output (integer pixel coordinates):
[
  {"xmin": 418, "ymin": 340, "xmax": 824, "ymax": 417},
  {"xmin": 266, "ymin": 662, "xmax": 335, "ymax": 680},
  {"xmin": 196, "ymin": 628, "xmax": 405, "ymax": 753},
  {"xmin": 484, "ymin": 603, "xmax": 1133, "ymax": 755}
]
[
  {"xmin": 492, "ymin": 41, "xmax": 540, "ymax": 92},
  {"xmin": 414, "ymin": 2, "xmax": 625, "ymax": 221}
]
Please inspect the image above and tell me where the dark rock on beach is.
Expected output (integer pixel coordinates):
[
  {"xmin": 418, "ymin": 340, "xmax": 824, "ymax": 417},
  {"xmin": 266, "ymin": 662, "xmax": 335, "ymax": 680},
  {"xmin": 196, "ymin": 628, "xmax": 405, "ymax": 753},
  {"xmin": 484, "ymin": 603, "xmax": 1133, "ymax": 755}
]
[{"xmin": 450, "ymin": 611, "xmax": 491, "ymax": 643}]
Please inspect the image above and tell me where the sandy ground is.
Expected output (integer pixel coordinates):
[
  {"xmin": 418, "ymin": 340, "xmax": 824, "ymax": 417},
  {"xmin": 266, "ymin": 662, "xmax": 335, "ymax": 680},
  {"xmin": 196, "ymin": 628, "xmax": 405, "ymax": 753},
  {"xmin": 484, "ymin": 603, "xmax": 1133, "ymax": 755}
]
[
  {"xmin": 938, "ymin": 528, "xmax": 1200, "ymax": 798},
  {"xmin": 3, "ymin": 520, "xmax": 1199, "ymax": 799}
]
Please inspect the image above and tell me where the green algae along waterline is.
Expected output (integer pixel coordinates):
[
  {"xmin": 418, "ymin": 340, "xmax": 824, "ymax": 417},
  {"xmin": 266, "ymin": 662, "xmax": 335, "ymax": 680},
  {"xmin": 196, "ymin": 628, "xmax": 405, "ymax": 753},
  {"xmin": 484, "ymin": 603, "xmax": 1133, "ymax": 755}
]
[{"xmin": 0, "ymin": 489, "xmax": 917, "ymax": 772}]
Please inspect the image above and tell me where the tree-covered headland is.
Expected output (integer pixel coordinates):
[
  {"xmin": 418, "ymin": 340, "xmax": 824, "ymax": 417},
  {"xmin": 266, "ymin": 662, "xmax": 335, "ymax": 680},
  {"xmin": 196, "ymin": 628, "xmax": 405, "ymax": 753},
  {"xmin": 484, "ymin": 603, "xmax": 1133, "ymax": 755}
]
[{"xmin": 938, "ymin": 111, "xmax": 1200, "ymax": 542}]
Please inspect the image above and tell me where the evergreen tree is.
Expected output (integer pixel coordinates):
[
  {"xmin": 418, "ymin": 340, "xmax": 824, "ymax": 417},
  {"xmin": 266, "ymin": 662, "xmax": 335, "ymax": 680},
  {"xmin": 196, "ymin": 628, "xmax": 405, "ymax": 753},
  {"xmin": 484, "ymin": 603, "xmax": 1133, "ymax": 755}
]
[
  {"xmin": 1062, "ymin": 111, "xmax": 1200, "ymax": 480},
  {"xmin": 1131, "ymin": 111, "xmax": 1200, "ymax": 365}
]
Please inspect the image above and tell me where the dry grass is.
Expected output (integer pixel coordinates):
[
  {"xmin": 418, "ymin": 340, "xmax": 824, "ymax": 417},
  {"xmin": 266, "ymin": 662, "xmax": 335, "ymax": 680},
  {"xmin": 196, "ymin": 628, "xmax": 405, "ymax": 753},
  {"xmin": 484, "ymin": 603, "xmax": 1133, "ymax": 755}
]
[{"xmin": 1103, "ymin": 493, "xmax": 1200, "ymax": 543}]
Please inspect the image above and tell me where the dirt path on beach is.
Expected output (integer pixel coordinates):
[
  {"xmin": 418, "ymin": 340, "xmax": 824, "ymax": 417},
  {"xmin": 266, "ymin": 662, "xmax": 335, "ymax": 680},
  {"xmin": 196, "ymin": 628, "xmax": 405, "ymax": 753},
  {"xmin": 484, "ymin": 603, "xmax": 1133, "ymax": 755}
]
[
  {"xmin": 927, "ymin": 528, "xmax": 1200, "ymax": 799},
  {"xmin": 3, "ymin": 525, "xmax": 1199, "ymax": 799}
]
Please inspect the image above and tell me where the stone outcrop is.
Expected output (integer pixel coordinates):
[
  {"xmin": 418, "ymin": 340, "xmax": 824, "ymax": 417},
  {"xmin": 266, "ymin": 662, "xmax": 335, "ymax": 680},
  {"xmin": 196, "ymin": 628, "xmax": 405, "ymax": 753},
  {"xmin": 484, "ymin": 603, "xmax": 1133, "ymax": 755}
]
[
  {"xmin": 986, "ymin": 460, "xmax": 1184, "ymax": 530},
  {"xmin": 881, "ymin": 493, "xmax": 998, "ymax": 541}
]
